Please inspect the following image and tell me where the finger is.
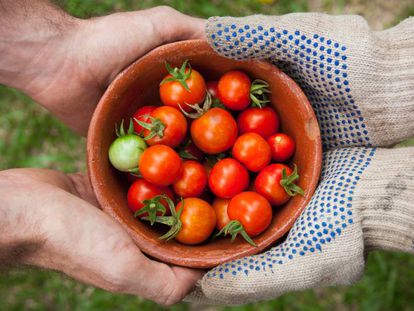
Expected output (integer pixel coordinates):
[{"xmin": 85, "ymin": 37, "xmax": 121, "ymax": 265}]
[
  {"xmin": 67, "ymin": 172, "xmax": 100, "ymax": 207},
  {"xmin": 0, "ymin": 168, "xmax": 100, "ymax": 207},
  {"xmin": 128, "ymin": 257, "xmax": 204, "ymax": 306}
]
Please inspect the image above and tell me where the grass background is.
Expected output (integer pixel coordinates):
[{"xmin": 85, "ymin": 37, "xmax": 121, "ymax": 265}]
[{"xmin": 1, "ymin": 0, "xmax": 414, "ymax": 310}]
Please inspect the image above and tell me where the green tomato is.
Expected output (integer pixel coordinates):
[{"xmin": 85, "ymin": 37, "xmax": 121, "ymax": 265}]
[{"xmin": 109, "ymin": 134, "xmax": 147, "ymax": 172}]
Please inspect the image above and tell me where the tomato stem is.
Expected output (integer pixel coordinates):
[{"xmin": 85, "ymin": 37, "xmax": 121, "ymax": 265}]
[
  {"xmin": 115, "ymin": 119, "xmax": 135, "ymax": 137},
  {"xmin": 178, "ymin": 92, "xmax": 213, "ymax": 119},
  {"xmin": 178, "ymin": 140, "xmax": 199, "ymax": 160},
  {"xmin": 280, "ymin": 164, "xmax": 305, "ymax": 196},
  {"xmin": 250, "ymin": 79, "xmax": 271, "ymax": 108},
  {"xmin": 135, "ymin": 194, "xmax": 168, "ymax": 225},
  {"xmin": 128, "ymin": 167, "xmax": 143, "ymax": 178},
  {"xmin": 216, "ymin": 220, "xmax": 257, "ymax": 247},
  {"xmin": 141, "ymin": 195, "xmax": 184, "ymax": 241},
  {"xmin": 178, "ymin": 150, "xmax": 198, "ymax": 160},
  {"xmin": 205, "ymin": 152, "xmax": 229, "ymax": 169},
  {"xmin": 161, "ymin": 60, "xmax": 192, "ymax": 92},
  {"xmin": 134, "ymin": 116, "xmax": 166, "ymax": 141}
]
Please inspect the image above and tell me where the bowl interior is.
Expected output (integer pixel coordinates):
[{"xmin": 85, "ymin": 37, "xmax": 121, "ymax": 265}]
[{"xmin": 87, "ymin": 40, "xmax": 321, "ymax": 268}]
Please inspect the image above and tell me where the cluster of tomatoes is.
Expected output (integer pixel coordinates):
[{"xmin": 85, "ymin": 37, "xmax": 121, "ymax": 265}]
[{"xmin": 108, "ymin": 60, "xmax": 303, "ymax": 246}]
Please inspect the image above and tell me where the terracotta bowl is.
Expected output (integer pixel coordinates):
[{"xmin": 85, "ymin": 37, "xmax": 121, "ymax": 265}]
[{"xmin": 87, "ymin": 40, "xmax": 322, "ymax": 268}]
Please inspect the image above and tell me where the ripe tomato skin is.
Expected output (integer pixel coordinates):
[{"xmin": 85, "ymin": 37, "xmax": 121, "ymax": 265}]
[
  {"xmin": 212, "ymin": 198, "xmax": 231, "ymax": 231},
  {"xmin": 143, "ymin": 106, "xmax": 187, "ymax": 148},
  {"xmin": 218, "ymin": 71, "xmax": 251, "ymax": 111},
  {"xmin": 173, "ymin": 161, "xmax": 207, "ymax": 198},
  {"xmin": 254, "ymin": 164, "xmax": 292, "ymax": 206},
  {"xmin": 228, "ymin": 191, "xmax": 272, "ymax": 237},
  {"xmin": 132, "ymin": 105, "xmax": 156, "ymax": 134},
  {"xmin": 139, "ymin": 145, "xmax": 182, "ymax": 186},
  {"xmin": 175, "ymin": 198, "xmax": 216, "ymax": 245},
  {"xmin": 208, "ymin": 158, "xmax": 249, "ymax": 199},
  {"xmin": 191, "ymin": 108, "xmax": 238, "ymax": 154},
  {"xmin": 160, "ymin": 69, "xmax": 206, "ymax": 112},
  {"xmin": 206, "ymin": 81, "xmax": 219, "ymax": 98},
  {"xmin": 232, "ymin": 133, "xmax": 271, "ymax": 172},
  {"xmin": 237, "ymin": 107, "xmax": 279, "ymax": 139},
  {"xmin": 267, "ymin": 133, "xmax": 295, "ymax": 162},
  {"xmin": 127, "ymin": 179, "xmax": 174, "ymax": 215}
]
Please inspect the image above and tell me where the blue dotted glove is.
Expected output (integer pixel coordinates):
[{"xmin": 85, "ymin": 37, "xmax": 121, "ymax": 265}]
[{"xmin": 186, "ymin": 14, "xmax": 414, "ymax": 304}]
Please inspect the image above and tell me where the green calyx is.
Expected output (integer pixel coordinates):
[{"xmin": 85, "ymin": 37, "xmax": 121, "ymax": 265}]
[
  {"xmin": 216, "ymin": 220, "xmax": 257, "ymax": 247},
  {"xmin": 128, "ymin": 167, "xmax": 143, "ymax": 178},
  {"xmin": 280, "ymin": 164, "xmax": 305, "ymax": 197},
  {"xmin": 141, "ymin": 195, "xmax": 183, "ymax": 241},
  {"xmin": 205, "ymin": 152, "xmax": 228, "ymax": 169},
  {"xmin": 134, "ymin": 116, "xmax": 165, "ymax": 141},
  {"xmin": 115, "ymin": 118, "xmax": 135, "ymax": 137},
  {"xmin": 134, "ymin": 195, "xmax": 168, "ymax": 225},
  {"xmin": 178, "ymin": 140, "xmax": 198, "ymax": 160},
  {"xmin": 161, "ymin": 60, "xmax": 192, "ymax": 92},
  {"xmin": 178, "ymin": 149, "xmax": 198, "ymax": 160},
  {"xmin": 250, "ymin": 79, "xmax": 271, "ymax": 108},
  {"xmin": 178, "ymin": 92, "xmax": 213, "ymax": 119}
]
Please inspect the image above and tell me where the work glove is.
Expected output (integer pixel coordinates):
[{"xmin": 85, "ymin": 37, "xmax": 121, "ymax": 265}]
[{"xmin": 187, "ymin": 14, "xmax": 414, "ymax": 305}]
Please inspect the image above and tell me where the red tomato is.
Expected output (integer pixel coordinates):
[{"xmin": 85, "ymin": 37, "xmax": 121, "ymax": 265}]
[
  {"xmin": 127, "ymin": 179, "xmax": 174, "ymax": 215},
  {"xmin": 173, "ymin": 161, "xmax": 207, "ymax": 198},
  {"xmin": 160, "ymin": 63, "xmax": 206, "ymax": 112},
  {"xmin": 254, "ymin": 164, "xmax": 296, "ymax": 206},
  {"xmin": 191, "ymin": 108, "xmax": 238, "ymax": 154},
  {"xmin": 267, "ymin": 133, "xmax": 295, "ymax": 162},
  {"xmin": 139, "ymin": 145, "xmax": 182, "ymax": 186},
  {"xmin": 232, "ymin": 133, "xmax": 271, "ymax": 172},
  {"xmin": 132, "ymin": 105, "xmax": 156, "ymax": 134},
  {"xmin": 218, "ymin": 71, "xmax": 251, "ymax": 111},
  {"xmin": 208, "ymin": 158, "xmax": 249, "ymax": 198},
  {"xmin": 227, "ymin": 191, "xmax": 272, "ymax": 237},
  {"xmin": 142, "ymin": 106, "xmax": 187, "ymax": 148},
  {"xmin": 206, "ymin": 81, "xmax": 219, "ymax": 98},
  {"xmin": 212, "ymin": 198, "xmax": 231, "ymax": 231},
  {"xmin": 237, "ymin": 107, "xmax": 279, "ymax": 139},
  {"xmin": 175, "ymin": 198, "xmax": 216, "ymax": 245}
]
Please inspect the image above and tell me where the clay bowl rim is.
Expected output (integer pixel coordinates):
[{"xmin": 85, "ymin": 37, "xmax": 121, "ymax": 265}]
[{"xmin": 87, "ymin": 39, "xmax": 322, "ymax": 268}]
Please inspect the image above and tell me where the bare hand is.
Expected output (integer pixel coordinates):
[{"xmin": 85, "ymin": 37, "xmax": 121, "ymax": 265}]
[
  {"xmin": 0, "ymin": 169, "xmax": 203, "ymax": 306},
  {"xmin": 0, "ymin": 4, "xmax": 205, "ymax": 135}
]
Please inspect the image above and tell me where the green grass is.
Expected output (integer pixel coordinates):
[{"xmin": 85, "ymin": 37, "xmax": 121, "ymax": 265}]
[{"xmin": 1, "ymin": 1, "xmax": 414, "ymax": 310}]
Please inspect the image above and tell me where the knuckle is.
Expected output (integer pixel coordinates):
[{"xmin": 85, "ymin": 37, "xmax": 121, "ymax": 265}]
[{"xmin": 151, "ymin": 5, "xmax": 177, "ymax": 17}]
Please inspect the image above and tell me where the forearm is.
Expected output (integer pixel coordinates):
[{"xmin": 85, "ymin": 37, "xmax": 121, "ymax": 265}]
[{"xmin": 0, "ymin": 0, "xmax": 77, "ymax": 94}]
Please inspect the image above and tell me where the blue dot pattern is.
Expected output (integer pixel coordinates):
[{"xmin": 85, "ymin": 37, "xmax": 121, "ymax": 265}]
[
  {"xmin": 207, "ymin": 147, "xmax": 376, "ymax": 279},
  {"xmin": 211, "ymin": 22, "xmax": 372, "ymax": 149}
]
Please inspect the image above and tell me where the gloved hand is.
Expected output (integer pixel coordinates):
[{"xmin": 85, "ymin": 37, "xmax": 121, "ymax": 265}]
[{"xmin": 187, "ymin": 14, "xmax": 414, "ymax": 305}]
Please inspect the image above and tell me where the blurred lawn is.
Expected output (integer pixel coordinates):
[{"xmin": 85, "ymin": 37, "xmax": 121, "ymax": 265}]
[{"xmin": 1, "ymin": 1, "xmax": 414, "ymax": 310}]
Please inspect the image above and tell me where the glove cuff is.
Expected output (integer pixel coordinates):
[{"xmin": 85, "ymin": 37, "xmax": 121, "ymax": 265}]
[{"xmin": 355, "ymin": 147, "xmax": 414, "ymax": 253}]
